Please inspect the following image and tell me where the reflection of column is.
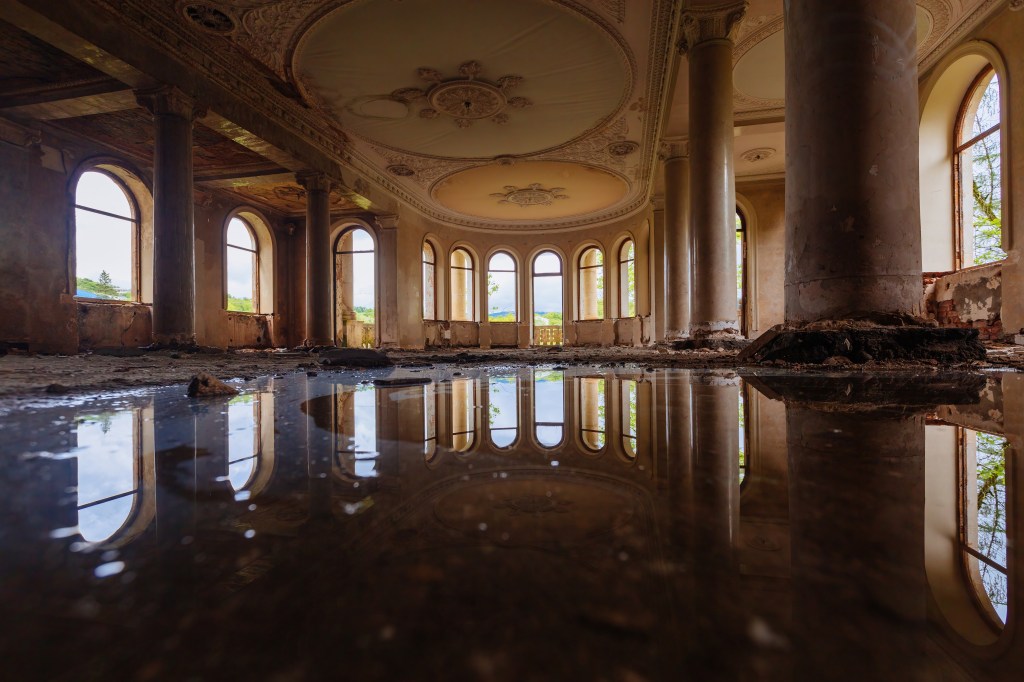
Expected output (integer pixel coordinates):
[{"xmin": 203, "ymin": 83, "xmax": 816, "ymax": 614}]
[
  {"xmin": 135, "ymin": 86, "xmax": 201, "ymax": 345},
  {"xmin": 682, "ymin": 4, "xmax": 745, "ymax": 338},
  {"xmin": 305, "ymin": 379, "xmax": 333, "ymax": 522},
  {"xmin": 375, "ymin": 215, "xmax": 399, "ymax": 347},
  {"xmin": 787, "ymin": 407, "xmax": 927, "ymax": 679},
  {"xmin": 297, "ymin": 172, "xmax": 333, "ymax": 346},
  {"xmin": 651, "ymin": 199, "xmax": 667, "ymax": 341},
  {"xmin": 784, "ymin": 0, "xmax": 922, "ymax": 322},
  {"xmin": 663, "ymin": 144, "xmax": 690, "ymax": 340}
]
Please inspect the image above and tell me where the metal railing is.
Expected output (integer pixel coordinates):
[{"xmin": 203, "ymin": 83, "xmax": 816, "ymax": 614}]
[{"xmin": 534, "ymin": 326, "xmax": 563, "ymax": 346}]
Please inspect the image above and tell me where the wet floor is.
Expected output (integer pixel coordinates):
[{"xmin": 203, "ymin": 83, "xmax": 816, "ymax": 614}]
[{"xmin": 0, "ymin": 366, "xmax": 1018, "ymax": 681}]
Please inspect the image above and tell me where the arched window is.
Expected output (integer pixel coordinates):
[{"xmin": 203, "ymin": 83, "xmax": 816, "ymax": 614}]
[
  {"xmin": 621, "ymin": 379, "xmax": 637, "ymax": 462},
  {"xmin": 450, "ymin": 248, "xmax": 475, "ymax": 321},
  {"xmin": 532, "ymin": 251, "xmax": 563, "ymax": 346},
  {"xmin": 578, "ymin": 377, "xmax": 606, "ymax": 452},
  {"xmin": 578, "ymin": 247, "xmax": 604, "ymax": 320},
  {"xmin": 334, "ymin": 227, "xmax": 376, "ymax": 348},
  {"xmin": 961, "ymin": 428, "xmax": 1009, "ymax": 626},
  {"xmin": 422, "ymin": 382, "xmax": 438, "ymax": 465},
  {"xmin": 618, "ymin": 240, "xmax": 636, "ymax": 317},
  {"xmin": 74, "ymin": 170, "xmax": 137, "ymax": 301},
  {"xmin": 451, "ymin": 378, "xmax": 476, "ymax": 452},
  {"xmin": 226, "ymin": 218, "xmax": 258, "ymax": 312},
  {"xmin": 334, "ymin": 385, "xmax": 379, "ymax": 479},
  {"xmin": 739, "ymin": 384, "xmax": 749, "ymax": 485},
  {"xmin": 736, "ymin": 211, "xmax": 747, "ymax": 334},
  {"xmin": 487, "ymin": 252, "xmax": 517, "ymax": 322},
  {"xmin": 488, "ymin": 374, "xmax": 518, "ymax": 448},
  {"xmin": 227, "ymin": 394, "xmax": 260, "ymax": 491},
  {"xmin": 422, "ymin": 242, "xmax": 436, "ymax": 320},
  {"xmin": 74, "ymin": 408, "xmax": 141, "ymax": 543},
  {"xmin": 533, "ymin": 369, "xmax": 564, "ymax": 448},
  {"xmin": 955, "ymin": 66, "xmax": 1004, "ymax": 267}
]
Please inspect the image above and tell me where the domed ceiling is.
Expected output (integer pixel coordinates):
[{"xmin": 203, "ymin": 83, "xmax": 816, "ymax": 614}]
[{"xmin": 219, "ymin": 0, "xmax": 676, "ymax": 231}]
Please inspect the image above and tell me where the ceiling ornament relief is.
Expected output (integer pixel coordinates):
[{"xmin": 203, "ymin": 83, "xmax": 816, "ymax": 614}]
[
  {"xmin": 182, "ymin": 4, "xmax": 236, "ymax": 33},
  {"xmin": 490, "ymin": 184, "xmax": 570, "ymax": 207},
  {"xmin": 392, "ymin": 60, "xmax": 532, "ymax": 129},
  {"xmin": 740, "ymin": 147, "xmax": 776, "ymax": 163},
  {"xmin": 678, "ymin": 1, "xmax": 748, "ymax": 53},
  {"xmin": 596, "ymin": 0, "xmax": 626, "ymax": 23}
]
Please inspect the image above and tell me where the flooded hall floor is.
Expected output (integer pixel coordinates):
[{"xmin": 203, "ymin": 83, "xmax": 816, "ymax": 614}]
[{"xmin": 0, "ymin": 365, "xmax": 1020, "ymax": 681}]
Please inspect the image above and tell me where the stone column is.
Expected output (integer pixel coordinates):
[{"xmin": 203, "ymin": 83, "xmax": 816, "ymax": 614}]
[
  {"xmin": 297, "ymin": 172, "xmax": 333, "ymax": 347},
  {"xmin": 651, "ymin": 198, "xmax": 667, "ymax": 342},
  {"xmin": 375, "ymin": 214, "xmax": 399, "ymax": 348},
  {"xmin": 784, "ymin": 0, "xmax": 922, "ymax": 322},
  {"xmin": 136, "ymin": 86, "xmax": 201, "ymax": 345},
  {"xmin": 662, "ymin": 143, "xmax": 691, "ymax": 340},
  {"xmin": 682, "ymin": 3, "xmax": 746, "ymax": 338}
]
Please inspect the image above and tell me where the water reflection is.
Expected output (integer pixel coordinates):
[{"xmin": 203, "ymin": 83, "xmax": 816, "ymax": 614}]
[{"xmin": 0, "ymin": 368, "xmax": 1019, "ymax": 681}]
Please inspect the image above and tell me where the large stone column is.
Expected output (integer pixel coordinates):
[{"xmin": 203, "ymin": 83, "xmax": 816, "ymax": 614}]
[
  {"xmin": 297, "ymin": 172, "xmax": 333, "ymax": 347},
  {"xmin": 663, "ymin": 143, "xmax": 691, "ymax": 340},
  {"xmin": 682, "ymin": 3, "xmax": 746, "ymax": 339},
  {"xmin": 784, "ymin": 0, "xmax": 921, "ymax": 322},
  {"xmin": 375, "ymin": 214, "xmax": 399, "ymax": 348},
  {"xmin": 136, "ymin": 86, "xmax": 200, "ymax": 345}
]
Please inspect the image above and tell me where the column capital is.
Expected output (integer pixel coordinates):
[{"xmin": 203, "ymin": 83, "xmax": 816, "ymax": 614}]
[
  {"xmin": 374, "ymin": 214, "xmax": 399, "ymax": 230},
  {"xmin": 659, "ymin": 139, "xmax": 689, "ymax": 161},
  {"xmin": 135, "ymin": 86, "xmax": 204, "ymax": 119},
  {"xmin": 295, "ymin": 171, "xmax": 332, "ymax": 193},
  {"xmin": 678, "ymin": 1, "xmax": 747, "ymax": 53}
]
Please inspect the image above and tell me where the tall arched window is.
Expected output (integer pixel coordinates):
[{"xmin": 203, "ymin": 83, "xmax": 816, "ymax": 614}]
[
  {"xmin": 450, "ymin": 248, "xmax": 475, "ymax": 321},
  {"xmin": 334, "ymin": 228, "xmax": 376, "ymax": 348},
  {"xmin": 532, "ymin": 251, "xmax": 563, "ymax": 346},
  {"xmin": 577, "ymin": 377, "xmax": 606, "ymax": 452},
  {"xmin": 451, "ymin": 378, "xmax": 476, "ymax": 452},
  {"xmin": 736, "ymin": 211, "xmax": 747, "ymax": 334},
  {"xmin": 578, "ymin": 247, "xmax": 604, "ymax": 320},
  {"xmin": 961, "ymin": 428, "xmax": 1009, "ymax": 626},
  {"xmin": 74, "ymin": 408, "xmax": 141, "ymax": 543},
  {"xmin": 488, "ymin": 374, "xmax": 518, "ymax": 448},
  {"xmin": 226, "ymin": 218, "xmax": 257, "ymax": 312},
  {"xmin": 422, "ymin": 382, "xmax": 439, "ymax": 467},
  {"xmin": 227, "ymin": 393, "xmax": 260, "ymax": 491},
  {"xmin": 422, "ymin": 242, "xmax": 436, "ymax": 320},
  {"xmin": 955, "ymin": 66, "xmax": 1004, "ymax": 267},
  {"xmin": 620, "ymin": 379, "xmax": 638, "ymax": 462},
  {"xmin": 334, "ymin": 385, "xmax": 379, "ymax": 480},
  {"xmin": 487, "ymin": 252, "xmax": 517, "ymax": 322},
  {"xmin": 618, "ymin": 240, "xmax": 635, "ymax": 317},
  {"xmin": 74, "ymin": 170, "xmax": 137, "ymax": 301}
]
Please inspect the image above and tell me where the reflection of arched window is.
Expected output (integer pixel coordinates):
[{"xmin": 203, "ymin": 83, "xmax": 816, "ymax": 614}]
[
  {"xmin": 532, "ymin": 251, "xmax": 563, "ymax": 346},
  {"xmin": 74, "ymin": 170, "xmax": 138, "ymax": 302},
  {"xmin": 422, "ymin": 242, "xmax": 436, "ymax": 321},
  {"xmin": 226, "ymin": 218, "xmax": 258, "ymax": 312},
  {"xmin": 620, "ymin": 380, "xmax": 637, "ymax": 461},
  {"xmin": 578, "ymin": 247, "xmax": 604, "ymax": 320},
  {"xmin": 533, "ymin": 369, "xmax": 564, "ymax": 448},
  {"xmin": 578, "ymin": 377, "xmax": 606, "ymax": 452},
  {"xmin": 487, "ymin": 252, "xmax": 517, "ymax": 322},
  {"xmin": 618, "ymin": 240, "xmax": 635, "ymax": 318},
  {"xmin": 450, "ymin": 248, "xmax": 475, "ymax": 321},
  {"xmin": 334, "ymin": 386, "xmax": 379, "ymax": 479},
  {"xmin": 961, "ymin": 428, "xmax": 1009, "ymax": 626},
  {"xmin": 75, "ymin": 409, "xmax": 141, "ymax": 542},
  {"xmin": 736, "ymin": 211, "xmax": 747, "ymax": 335},
  {"xmin": 739, "ymin": 384, "xmax": 748, "ymax": 485},
  {"xmin": 423, "ymin": 382, "xmax": 438, "ymax": 464},
  {"xmin": 451, "ymin": 378, "xmax": 476, "ymax": 452},
  {"xmin": 227, "ymin": 393, "xmax": 260, "ymax": 491},
  {"xmin": 334, "ymin": 228, "xmax": 376, "ymax": 348},
  {"xmin": 955, "ymin": 66, "xmax": 1004, "ymax": 267},
  {"xmin": 488, "ymin": 374, "xmax": 518, "ymax": 448}
]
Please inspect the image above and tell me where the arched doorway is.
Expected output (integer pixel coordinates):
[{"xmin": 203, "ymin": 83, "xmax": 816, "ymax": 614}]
[
  {"xmin": 532, "ymin": 250, "xmax": 563, "ymax": 346},
  {"xmin": 333, "ymin": 226, "xmax": 376, "ymax": 348}
]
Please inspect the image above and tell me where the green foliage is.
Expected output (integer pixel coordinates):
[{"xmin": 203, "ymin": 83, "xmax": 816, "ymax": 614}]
[
  {"xmin": 489, "ymin": 312, "xmax": 516, "ymax": 322},
  {"xmin": 975, "ymin": 431, "xmax": 1008, "ymax": 614},
  {"xmin": 534, "ymin": 312, "xmax": 563, "ymax": 326},
  {"xmin": 354, "ymin": 306, "xmax": 375, "ymax": 323},
  {"xmin": 77, "ymin": 275, "xmax": 129, "ymax": 300},
  {"xmin": 227, "ymin": 295, "xmax": 253, "ymax": 312},
  {"xmin": 969, "ymin": 78, "xmax": 1005, "ymax": 265}
]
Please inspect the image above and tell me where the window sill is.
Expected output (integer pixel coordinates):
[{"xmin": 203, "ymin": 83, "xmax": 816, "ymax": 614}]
[
  {"xmin": 225, "ymin": 310, "xmax": 271, "ymax": 317},
  {"xmin": 75, "ymin": 298, "xmax": 149, "ymax": 306}
]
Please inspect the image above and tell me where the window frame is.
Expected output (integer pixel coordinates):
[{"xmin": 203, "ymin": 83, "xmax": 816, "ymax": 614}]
[
  {"xmin": 224, "ymin": 216, "xmax": 260, "ymax": 314},
  {"xmin": 422, "ymin": 241, "xmax": 437, "ymax": 321},
  {"xmin": 617, "ymin": 239, "xmax": 636, "ymax": 319},
  {"xmin": 952, "ymin": 64, "xmax": 1004, "ymax": 270},
  {"xmin": 577, "ymin": 246, "xmax": 604, "ymax": 321},
  {"xmin": 449, "ymin": 247, "xmax": 476, "ymax": 322},
  {"xmin": 73, "ymin": 168, "xmax": 142, "ymax": 304},
  {"xmin": 736, "ymin": 210, "xmax": 748, "ymax": 336},
  {"xmin": 486, "ymin": 251, "xmax": 519, "ymax": 323}
]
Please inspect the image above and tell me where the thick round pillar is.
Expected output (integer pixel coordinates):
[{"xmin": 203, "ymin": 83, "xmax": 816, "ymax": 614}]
[
  {"xmin": 298, "ymin": 172, "xmax": 333, "ymax": 346},
  {"xmin": 784, "ymin": 0, "xmax": 922, "ymax": 322},
  {"xmin": 136, "ymin": 87, "xmax": 198, "ymax": 345},
  {"xmin": 663, "ymin": 148, "xmax": 691, "ymax": 340},
  {"xmin": 684, "ymin": 5, "xmax": 744, "ymax": 337}
]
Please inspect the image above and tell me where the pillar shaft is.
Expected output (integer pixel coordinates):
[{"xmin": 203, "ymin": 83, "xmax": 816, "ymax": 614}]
[
  {"xmin": 664, "ymin": 149, "xmax": 691, "ymax": 339},
  {"xmin": 375, "ymin": 215, "xmax": 399, "ymax": 348},
  {"xmin": 298, "ymin": 172, "xmax": 333, "ymax": 346},
  {"xmin": 784, "ymin": 0, "xmax": 922, "ymax": 322},
  {"xmin": 136, "ymin": 87, "xmax": 198, "ymax": 344},
  {"xmin": 684, "ymin": 4, "xmax": 745, "ymax": 336}
]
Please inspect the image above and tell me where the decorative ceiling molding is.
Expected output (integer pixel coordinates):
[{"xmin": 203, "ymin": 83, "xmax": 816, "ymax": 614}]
[
  {"xmin": 679, "ymin": 0, "xmax": 748, "ymax": 52},
  {"xmin": 490, "ymin": 184, "xmax": 570, "ymax": 207},
  {"xmin": 740, "ymin": 147, "xmax": 776, "ymax": 163},
  {"xmin": 918, "ymin": 0, "xmax": 1006, "ymax": 72}
]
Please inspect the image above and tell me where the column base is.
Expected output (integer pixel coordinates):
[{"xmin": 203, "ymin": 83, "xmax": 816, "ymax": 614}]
[
  {"xmin": 671, "ymin": 329, "xmax": 748, "ymax": 351},
  {"xmin": 738, "ymin": 322, "xmax": 986, "ymax": 364}
]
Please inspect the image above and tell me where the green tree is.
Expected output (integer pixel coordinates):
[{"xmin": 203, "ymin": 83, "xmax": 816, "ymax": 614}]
[{"xmin": 968, "ymin": 77, "xmax": 1005, "ymax": 265}]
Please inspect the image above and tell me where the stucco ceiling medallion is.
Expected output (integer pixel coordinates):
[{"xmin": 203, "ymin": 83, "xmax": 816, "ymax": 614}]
[
  {"xmin": 740, "ymin": 147, "xmax": 776, "ymax": 163},
  {"xmin": 386, "ymin": 164, "xmax": 415, "ymax": 177},
  {"xmin": 396, "ymin": 60, "xmax": 532, "ymax": 129},
  {"xmin": 182, "ymin": 3, "xmax": 236, "ymax": 34},
  {"xmin": 491, "ymin": 184, "xmax": 570, "ymax": 207},
  {"xmin": 608, "ymin": 140, "xmax": 639, "ymax": 156}
]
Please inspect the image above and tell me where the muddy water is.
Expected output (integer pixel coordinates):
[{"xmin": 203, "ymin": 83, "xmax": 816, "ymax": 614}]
[{"xmin": 0, "ymin": 366, "xmax": 1018, "ymax": 681}]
